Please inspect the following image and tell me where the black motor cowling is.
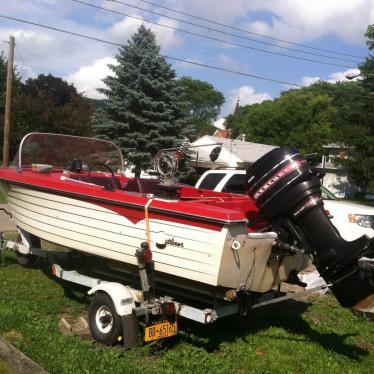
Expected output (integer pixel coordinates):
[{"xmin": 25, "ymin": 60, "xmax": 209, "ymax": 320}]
[{"xmin": 246, "ymin": 146, "xmax": 374, "ymax": 308}]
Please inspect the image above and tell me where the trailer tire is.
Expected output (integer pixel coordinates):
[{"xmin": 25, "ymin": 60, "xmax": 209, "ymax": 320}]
[
  {"xmin": 89, "ymin": 292, "xmax": 123, "ymax": 346},
  {"xmin": 16, "ymin": 252, "xmax": 36, "ymax": 265}
]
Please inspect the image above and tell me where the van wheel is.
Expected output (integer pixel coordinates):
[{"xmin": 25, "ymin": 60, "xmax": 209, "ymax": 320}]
[{"xmin": 89, "ymin": 292, "xmax": 123, "ymax": 346}]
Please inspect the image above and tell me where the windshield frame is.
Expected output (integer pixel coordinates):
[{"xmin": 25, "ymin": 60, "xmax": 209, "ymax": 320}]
[{"xmin": 13, "ymin": 132, "xmax": 125, "ymax": 174}]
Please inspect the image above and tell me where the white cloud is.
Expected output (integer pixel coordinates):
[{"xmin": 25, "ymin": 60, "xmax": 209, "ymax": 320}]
[
  {"xmin": 66, "ymin": 57, "xmax": 116, "ymax": 99},
  {"xmin": 0, "ymin": 25, "xmax": 113, "ymax": 78},
  {"xmin": 1, "ymin": 0, "xmax": 369, "ymax": 113},
  {"xmin": 299, "ymin": 68, "xmax": 361, "ymax": 87},
  {"xmin": 301, "ymin": 76, "xmax": 321, "ymax": 86},
  {"xmin": 151, "ymin": 17, "xmax": 183, "ymax": 49},
  {"xmin": 248, "ymin": 1, "xmax": 374, "ymax": 44},
  {"xmin": 221, "ymin": 85, "xmax": 272, "ymax": 115},
  {"xmin": 15, "ymin": 63, "xmax": 36, "ymax": 81},
  {"xmin": 177, "ymin": 0, "xmax": 374, "ymax": 44},
  {"xmin": 218, "ymin": 54, "xmax": 249, "ymax": 72},
  {"xmin": 1, "ymin": 28, "xmax": 72, "ymax": 63},
  {"xmin": 328, "ymin": 68, "xmax": 361, "ymax": 82},
  {"xmin": 107, "ymin": 14, "xmax": 145, "ymax": 43},
  {"xmin": 174, "ymin": 57, "xmax": 203, "ymax": 69},
  {"xmin": 108, "ymin": 15, "xmax": 182, "ymax": 50}
]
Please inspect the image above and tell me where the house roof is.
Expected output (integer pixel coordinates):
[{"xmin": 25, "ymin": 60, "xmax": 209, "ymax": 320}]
[
  {"xmin": 213, "ymin": 129, "xmax": 230, "ymax": 138},
  {"xmin": 191, "ymin": 135, "xmax": 277, "ymax": 168}
]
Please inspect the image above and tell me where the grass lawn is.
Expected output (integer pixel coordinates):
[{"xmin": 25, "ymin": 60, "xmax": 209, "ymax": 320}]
[{"xmin": 0, "ymin": 251, "xmax": 373, "ymax": 374}]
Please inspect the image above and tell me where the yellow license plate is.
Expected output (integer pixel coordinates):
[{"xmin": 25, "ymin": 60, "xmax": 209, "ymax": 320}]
[{"xmin": 144, "ymin": 320, "xmax": 178, "ymax": 342}]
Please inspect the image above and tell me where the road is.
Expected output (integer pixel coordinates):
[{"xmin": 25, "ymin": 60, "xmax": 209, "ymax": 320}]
[{"xmin": 0, "ymin": 204, "xmax": 16, "ymax": 232}]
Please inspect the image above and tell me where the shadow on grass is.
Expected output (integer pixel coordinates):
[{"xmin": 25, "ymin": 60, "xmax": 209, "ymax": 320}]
[
  {"xmin": 154, "ymin": 299, "xmax": 368, "ymax": 361},
  {"xmin": 42, "ymin": 257, "xmax": 91, "ymax": 305},
  {"xmin": 0, "ymin": 253, "xmax": 44, "ymax": 268},
  {"xmin": 2, "ymin": 252, "xmax": 368, "ymax": 361},
  {"xmin": 0, "ymin": 255, "xmax": 19, "ymax": 267}
]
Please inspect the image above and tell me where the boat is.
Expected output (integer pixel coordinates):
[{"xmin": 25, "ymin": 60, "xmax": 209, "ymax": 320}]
[{"xmin": 0, "ymin": 132, "xmax": 373, "ymax": 308}]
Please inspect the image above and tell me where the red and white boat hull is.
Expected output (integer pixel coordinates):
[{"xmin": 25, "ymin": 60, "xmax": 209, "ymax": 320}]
[{"xmin": 2, "ymin": 183, "xmax": 304, "ymax": 293}]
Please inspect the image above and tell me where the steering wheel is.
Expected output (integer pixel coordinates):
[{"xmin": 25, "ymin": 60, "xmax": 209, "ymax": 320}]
[{"xmin": 88, "ymin": 162, "xmax": 117, "ymax": 191}]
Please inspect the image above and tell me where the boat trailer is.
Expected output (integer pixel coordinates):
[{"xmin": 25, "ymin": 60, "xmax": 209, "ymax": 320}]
[{"xmin": 0, "ymin": 230, "xmax": 332, "ymax": 348}]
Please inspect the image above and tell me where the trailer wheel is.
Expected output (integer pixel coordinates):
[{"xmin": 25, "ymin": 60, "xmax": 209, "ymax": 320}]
[{"xmin": 89, "ymin": 292, "xmax": 123, "ymax": 346}]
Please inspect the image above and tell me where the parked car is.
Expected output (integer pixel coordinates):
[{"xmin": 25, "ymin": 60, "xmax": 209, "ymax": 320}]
[{"xmin": 195, "ymin": 169, "xmax": 374, "ymax": 241}]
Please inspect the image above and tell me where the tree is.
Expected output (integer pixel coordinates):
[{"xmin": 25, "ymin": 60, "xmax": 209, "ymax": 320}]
[
  {"xmin": 177, "ymin": 77, "xmax": 224, "ymax": 138},
  {"xmin": 228, "ymin": 89, "xmax": 334, "ymax": 154},
  {"xmin": 0, "ymin": 52, "xmax": 23, "ymax": 159},
  {"xmin": 360, "ymin": 25, "xmax": 374, "ymax": 90},
  {"xmin": 228, "ymin": 73, "xmax": 374, "ymax": 191},
  {"xmin": 21, "ymin": 74, "xmax": 93, "ymax": 135},
  {"xmin": 93, "ymin": 25, "xmax": 191, "ymax": 176},
  {"xmin": 308, "ymin": 81, "xmax": 374, "ymax": 190},
  {"xmin": 0, "ymin": 69, "xmax": 93, "ymax": 159},
  {"xmin": 23, "ymin": 74, "xmax": 79, "ymax": 106},
  {"xmin": 0, "ymin": 52, "xmax": 22, "ymax": 109},
  {"xmin": 342, "ymin": 25, "xmax": 374, "ymax": 190}
]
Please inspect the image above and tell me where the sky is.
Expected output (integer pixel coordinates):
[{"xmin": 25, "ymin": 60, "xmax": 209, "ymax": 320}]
[{"xmin": 0, "ymin": 0, "xmax": 373, "ymax": 122}]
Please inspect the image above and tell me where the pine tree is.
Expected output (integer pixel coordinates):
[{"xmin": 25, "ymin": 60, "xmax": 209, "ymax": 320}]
[{"xmin": 93, "ymin": 25, "xmax": 191, "ymax": 176}]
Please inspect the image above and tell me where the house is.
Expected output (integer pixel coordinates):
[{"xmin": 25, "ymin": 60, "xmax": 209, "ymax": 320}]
[
  {"xmin": 317, "ymin": 144, "xmax": 360, "ymax": 198},
  {"xmin": 189, "ymin": 98, "xmax": 276, "ymax": 170},
  {"xmin": 189, "ymin": 135, "xmax": 276, "ymax": 170},
  {"xmin": 212, "ymin": 97, "xmax": 240, "ymax": 139},
  {"xmin": 190, "ymin": 139, "xmax": 365, "ymax": 199}
]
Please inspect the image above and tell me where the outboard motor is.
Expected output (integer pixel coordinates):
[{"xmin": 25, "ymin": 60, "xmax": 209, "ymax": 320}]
[{"xmin": 246, "ymin": 146, "xmax": 374, "ymax": 308}]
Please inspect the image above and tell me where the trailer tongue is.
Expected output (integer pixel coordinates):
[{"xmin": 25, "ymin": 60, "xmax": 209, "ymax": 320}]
[{"xmin": 246, "ymin": 145, "xmax": 374, "ymax": 308}]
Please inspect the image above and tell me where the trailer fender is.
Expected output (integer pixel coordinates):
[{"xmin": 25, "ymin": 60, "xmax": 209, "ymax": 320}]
[{"xmin": 88, "ymin": 283, "xmax": 135, "ymax": 316}]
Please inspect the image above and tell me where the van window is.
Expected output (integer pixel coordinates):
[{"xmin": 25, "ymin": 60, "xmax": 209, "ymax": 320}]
[
  {"xmin": 198, "ymin": 173, "xmax": 225, "ymax": 190},
  {"xmin": 222, "ymin": 174, "xmax": 247, "ymax": 194}
]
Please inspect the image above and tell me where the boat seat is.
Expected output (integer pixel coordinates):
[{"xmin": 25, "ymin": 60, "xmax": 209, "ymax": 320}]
[
  {"xmin": 123, "ymin": 178, "xmax": 161, "ymax": 195},
  {"xmin": 71, "ymin": 175, "xmax": 121, "ymax": 189}
]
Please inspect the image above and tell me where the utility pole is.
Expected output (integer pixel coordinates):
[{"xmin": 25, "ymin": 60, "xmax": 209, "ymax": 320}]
[{"xmin": 3, "ymin": 35, "xmax": 15, "ymax": 167}]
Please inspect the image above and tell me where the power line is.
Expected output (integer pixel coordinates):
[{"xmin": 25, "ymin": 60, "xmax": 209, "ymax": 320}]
[
  {"xmin": 104, "ymin": 0, "xmax": 359, "ymax": 64},
  {"xmin": 0, "ymin": 14, "xmax": 304, "ymax": 87},
  {"xmin": 132, "ymin": 0, "xmax": 365, "ymax": 60},
  {"xmin": 2, "ymin": 14, "xmax": 374, "ymax": 100},
  {"xmin": 71, "ymin": 0, "xmax": 355, "ymax": 69}
]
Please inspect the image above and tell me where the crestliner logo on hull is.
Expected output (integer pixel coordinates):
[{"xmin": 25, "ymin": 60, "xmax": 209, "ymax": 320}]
[
  {"xmin": 253, "ymin": 159, "xmax": 306, "ymax": 201},
  {"xmin": 166, "ymin": 238, "xmax": 184, "ymax": 248}
]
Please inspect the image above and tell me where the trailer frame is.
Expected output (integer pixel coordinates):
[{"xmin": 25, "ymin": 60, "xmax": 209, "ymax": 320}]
[{"xmin": 0, "ymin": 230, "xmax": 329, "ymax": 348}]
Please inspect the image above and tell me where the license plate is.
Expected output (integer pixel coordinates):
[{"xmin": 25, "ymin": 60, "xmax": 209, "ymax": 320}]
[{"xmin": 144, "ymin": 320, "xmax": 178, "ymax": 342}]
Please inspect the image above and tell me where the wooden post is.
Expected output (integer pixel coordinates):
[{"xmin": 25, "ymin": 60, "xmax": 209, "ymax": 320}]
[{"xmin": 3, "ymin": 35, "xmax": 15, "ymax": 167}]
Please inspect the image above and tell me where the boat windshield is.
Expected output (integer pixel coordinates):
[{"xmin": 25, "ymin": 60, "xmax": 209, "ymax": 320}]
[{"xmin": 12, "ymin": 133, "xmax": 124, "ymax": 173}]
